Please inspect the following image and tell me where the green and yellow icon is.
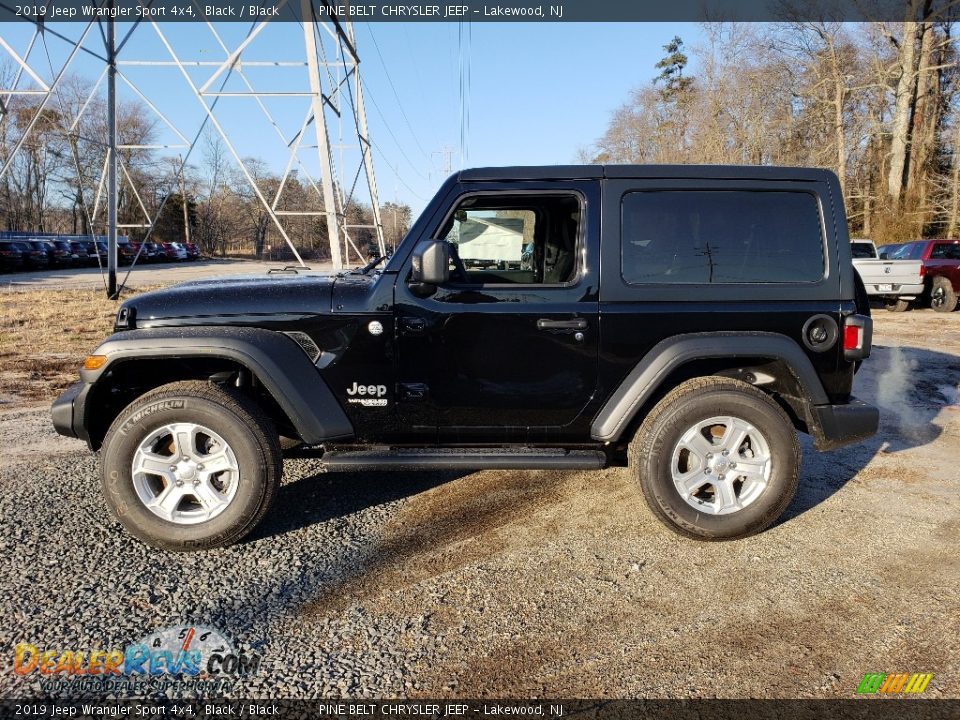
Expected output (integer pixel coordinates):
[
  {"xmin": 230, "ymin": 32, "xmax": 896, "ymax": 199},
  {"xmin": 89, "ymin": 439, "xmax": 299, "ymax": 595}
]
[{"xmin": 856, "ymin": 672, "xmax": 933, "ymax": 695}]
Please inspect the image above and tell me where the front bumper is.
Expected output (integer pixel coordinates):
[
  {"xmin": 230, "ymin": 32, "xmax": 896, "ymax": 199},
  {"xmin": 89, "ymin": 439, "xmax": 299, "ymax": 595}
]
[
  {"xmin": 51, "ymin": 381, "xmax": 91, "ymax": 445},
  {"xmin": 812, "ymin": 398, "xmax": 879, "ymax": 451}
]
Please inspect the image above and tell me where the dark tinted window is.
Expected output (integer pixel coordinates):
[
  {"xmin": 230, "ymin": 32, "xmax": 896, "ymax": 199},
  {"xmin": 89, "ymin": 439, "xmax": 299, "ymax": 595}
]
[
  {"xmin": 621, "ymin": 190, "xmax": 825, "ymax": 284},
  {"xmin": 850, "ymin": 242, "xmax": 877, "ymax": 259},
  {"xmin": 930, "ymin": 243, "xmax": 960, "ymax": 259}
]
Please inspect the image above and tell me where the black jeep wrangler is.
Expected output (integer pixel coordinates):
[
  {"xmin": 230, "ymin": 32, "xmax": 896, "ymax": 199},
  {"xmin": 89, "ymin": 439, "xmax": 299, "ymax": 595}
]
[{"xmin": 52, "ymin": 165, "xmax": 879, "ymax": 550}]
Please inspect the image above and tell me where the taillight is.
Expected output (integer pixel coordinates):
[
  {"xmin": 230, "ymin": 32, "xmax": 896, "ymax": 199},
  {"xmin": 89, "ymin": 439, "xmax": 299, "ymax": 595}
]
[
  {"xmin": 919, "ymin": 264, "xmax": 926, "ymax": 277},
  {"xmin": 843, "ymin": 314, "xmax": 872, "ymax": 361},
  {"xmin": 843, "ymin": 325, "xmax": 861, "ymax": 351}
]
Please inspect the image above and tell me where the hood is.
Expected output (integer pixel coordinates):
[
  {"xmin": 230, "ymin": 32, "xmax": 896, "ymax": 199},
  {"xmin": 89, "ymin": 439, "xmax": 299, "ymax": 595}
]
[{"xmin": 120, "ymin": 273, "xmax": 337, "ymax": 329}]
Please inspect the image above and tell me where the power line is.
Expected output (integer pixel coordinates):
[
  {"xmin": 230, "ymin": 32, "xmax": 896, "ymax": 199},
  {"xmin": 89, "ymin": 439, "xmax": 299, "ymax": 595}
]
[
  {"xmin": 457, "ymin": 22, "xmax": 471, "ymax": 169},
  {"xmin": 365, "ymin": 25, "xmax": 432, "ymax": 164},
  {"xmin": 371, "ymin": 137, "xmax": 428, "ymax": 202},
  {"xmin": 363, "ymin": 79, "xmax": 430, "ymax": 182}
]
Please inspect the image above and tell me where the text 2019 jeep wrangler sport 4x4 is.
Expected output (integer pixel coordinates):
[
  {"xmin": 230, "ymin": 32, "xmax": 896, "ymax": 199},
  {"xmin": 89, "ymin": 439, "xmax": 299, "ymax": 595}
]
[{"xmin": 52, "ymin": 165, "xmax": 879, "ymax": 550}]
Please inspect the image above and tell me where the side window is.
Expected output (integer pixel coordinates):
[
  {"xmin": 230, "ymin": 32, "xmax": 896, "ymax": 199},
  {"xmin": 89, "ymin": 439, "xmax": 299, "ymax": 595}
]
[
  {"xmin": 621, "ymin": 190, "xmax": 825, "ymax": 284},
  {"xmin": 930, "ymin": 243, "xmax": 960, "ymax": 259},
  {"xmin": 438, "ymin": 194, "xmax": 580, "ymax": 285},
  {"xmin": 906, "ymin": 242, "xmax": 926, "ymax": 259}
]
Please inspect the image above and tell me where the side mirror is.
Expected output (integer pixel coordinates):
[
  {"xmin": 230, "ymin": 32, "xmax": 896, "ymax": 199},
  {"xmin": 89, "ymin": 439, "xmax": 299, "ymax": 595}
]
[{"xmin": 410, "ymin": 240, "xmax": 450, "ymax": 289}]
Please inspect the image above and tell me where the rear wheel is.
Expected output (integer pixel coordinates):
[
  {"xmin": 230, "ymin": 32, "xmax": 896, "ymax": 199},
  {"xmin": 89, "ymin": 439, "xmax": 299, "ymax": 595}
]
[
  {"xmin": 885, "ymin": 298, "xmax": 910, "ymax": 312},
  {"xmin": 930, "ymin": 277, "xmax": 958, "ymax": 313},
  {"xmin": 100, "ymin": 381, "xmax": 282, "ymax": 551},
  {"xmin": 629, "ymin": 376, "xmax": 800, "ymax": 541}
]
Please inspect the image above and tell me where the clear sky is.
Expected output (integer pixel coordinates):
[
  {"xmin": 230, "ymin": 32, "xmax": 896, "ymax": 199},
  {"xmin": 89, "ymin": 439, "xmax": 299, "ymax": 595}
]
[{"xmin": 1, "ymin": 21, "xmax": 705, "ymax": 213}]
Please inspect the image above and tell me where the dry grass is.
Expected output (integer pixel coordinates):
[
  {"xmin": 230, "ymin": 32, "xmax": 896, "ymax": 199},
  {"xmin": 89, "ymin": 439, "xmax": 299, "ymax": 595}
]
[{"xmin": 0, "ymin": 286, "xmax": 164, "ymax": 407}]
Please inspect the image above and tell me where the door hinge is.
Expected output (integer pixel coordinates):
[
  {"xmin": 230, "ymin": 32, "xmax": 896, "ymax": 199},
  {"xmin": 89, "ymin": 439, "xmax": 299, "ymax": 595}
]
[{"xmin": 400, "ymin": 317, "xmax": 427, "ymax": 335}]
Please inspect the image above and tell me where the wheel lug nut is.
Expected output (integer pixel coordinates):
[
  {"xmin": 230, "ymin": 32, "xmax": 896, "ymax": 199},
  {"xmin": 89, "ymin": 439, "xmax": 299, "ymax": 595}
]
[
  {"xmin": 182, "ymin": 456, "xmax": 189, "ymax": 461},
  {"xmin": 722, "ymin": 450, "xmax": 729, "ymax": 456},
  {"xmin": 730, "ymin": 462, "xmax": 737, "ymax": 468},
  {"xmin": 705, "ymin": 468, "xmax": 712, "ymax": 474},
  {"xmin": 175, "ymin": 480, "xmax": 183, "ymax": 486},
  {"xmin": 706, "ymin": 453, "xmax": 713, "ymax": 459},
  {"xmin": 719, "ymin": 474, "xmax": 726, "ymax": 480},
  {"xmin": 193, "ymin": 479, "xmax": 200, "ymax": 485},
  {"xmin": 169, "ymin": 465, "xmax": 176, "ymax": 472},
  {"xmin": 197, "ymin": 464, "xmax": 204, "ymax": 470}
]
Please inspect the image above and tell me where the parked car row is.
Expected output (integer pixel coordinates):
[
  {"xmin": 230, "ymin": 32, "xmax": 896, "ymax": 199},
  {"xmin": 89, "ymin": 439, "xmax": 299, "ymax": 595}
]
[{"xmin": 0, "ymin": 239, "xmax": 200, "ymax": 272}]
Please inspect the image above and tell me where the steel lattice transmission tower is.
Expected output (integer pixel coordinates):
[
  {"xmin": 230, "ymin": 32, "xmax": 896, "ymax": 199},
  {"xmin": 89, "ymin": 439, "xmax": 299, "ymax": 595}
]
[{"xmin": 0, "ymin": 6, "xmax": 386, "ymax": 296}]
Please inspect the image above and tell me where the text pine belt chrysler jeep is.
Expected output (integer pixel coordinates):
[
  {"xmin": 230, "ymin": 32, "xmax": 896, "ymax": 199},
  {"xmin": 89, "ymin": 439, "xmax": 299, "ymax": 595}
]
[{"xmin": 52, "ymin": 165, "xmax": 879, "ymax": 550}]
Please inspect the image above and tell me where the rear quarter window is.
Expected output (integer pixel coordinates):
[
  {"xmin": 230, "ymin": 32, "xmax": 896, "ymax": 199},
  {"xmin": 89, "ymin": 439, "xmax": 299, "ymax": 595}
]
[
  {"xmin": 931, "ymin": 243, "xmax": 960, "ymax": 260},
  {"xmin": 621, "ymin": 190, "xmax": 825, "ymax": 284}
]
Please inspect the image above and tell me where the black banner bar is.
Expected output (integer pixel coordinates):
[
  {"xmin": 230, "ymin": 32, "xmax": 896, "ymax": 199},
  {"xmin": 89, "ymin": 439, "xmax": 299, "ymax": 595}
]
[{"xmin": 0, "ymin": 0, "xmax": 957, "ymax": 23}]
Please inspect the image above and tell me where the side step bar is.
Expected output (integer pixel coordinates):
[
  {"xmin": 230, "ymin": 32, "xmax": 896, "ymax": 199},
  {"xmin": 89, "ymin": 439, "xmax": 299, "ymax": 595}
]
[{"xmin": 318, "ymin": 448, "xmax": 606, "ymax": 472}]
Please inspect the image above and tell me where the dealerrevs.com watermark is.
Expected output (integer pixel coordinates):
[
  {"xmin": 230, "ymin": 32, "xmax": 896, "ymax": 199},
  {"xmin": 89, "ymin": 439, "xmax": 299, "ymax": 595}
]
[{"xmin": 11, "ymin": 625, "xmax": 260, "ymax": 696}]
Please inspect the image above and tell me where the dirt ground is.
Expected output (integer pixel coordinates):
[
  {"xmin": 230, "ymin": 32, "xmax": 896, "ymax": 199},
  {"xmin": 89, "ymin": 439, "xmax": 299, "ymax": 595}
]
[
  {"xmin": 0, "ymin": 286, "xmax": 157, "ymax": 404},
  {"xmin": 309, "ymin": 308, "xmax": 960, "ymax": 697},
  {"xmin": 0, "ymin": 292, "xmax": 958, "ymax": 698}
]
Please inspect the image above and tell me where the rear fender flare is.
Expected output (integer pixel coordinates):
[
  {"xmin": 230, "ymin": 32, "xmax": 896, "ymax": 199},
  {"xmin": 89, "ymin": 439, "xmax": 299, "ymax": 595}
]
[{"xmin": 590, "ymin": 331, "xmax": 829, "ymax": 442}]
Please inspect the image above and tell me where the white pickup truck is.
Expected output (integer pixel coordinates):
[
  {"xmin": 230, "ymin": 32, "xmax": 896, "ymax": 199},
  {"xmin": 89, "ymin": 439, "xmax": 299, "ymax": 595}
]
[{"xmin": 851, "ymin": 239, "xmax": 925, "ymax": 312}]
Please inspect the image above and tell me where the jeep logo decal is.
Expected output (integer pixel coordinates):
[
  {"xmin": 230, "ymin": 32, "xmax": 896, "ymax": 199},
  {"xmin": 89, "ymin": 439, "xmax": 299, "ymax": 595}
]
[{"xmin": 346, "ymin": 382, "xmax": 388, "ymax": 407}]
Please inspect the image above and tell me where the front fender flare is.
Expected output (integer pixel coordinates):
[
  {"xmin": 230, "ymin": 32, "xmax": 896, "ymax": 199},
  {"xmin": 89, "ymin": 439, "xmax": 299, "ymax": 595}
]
[
  {"xmin": 81, "ymin": 326, "xmax": 353, "ymax": 445},
  {"xmin": 590, "ymin": 331, "xmax": 829, "ymax": 442}
]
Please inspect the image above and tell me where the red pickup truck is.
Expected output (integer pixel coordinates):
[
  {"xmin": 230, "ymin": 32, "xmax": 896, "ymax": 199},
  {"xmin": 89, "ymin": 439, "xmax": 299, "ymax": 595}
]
[{"xmin": 880, "ymin": 239, "xmax": 960, "ymax": 312}]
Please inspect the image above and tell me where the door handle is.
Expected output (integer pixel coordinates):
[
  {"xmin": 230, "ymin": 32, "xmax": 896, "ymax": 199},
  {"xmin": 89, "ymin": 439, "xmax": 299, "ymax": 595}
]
[
  {"xmin": 537, "ymin": 318, "xmax": 588, "ymax": 331},
  {"xmin": 399, "ymin": 382, "xmax": 429, "ymax": 401}
]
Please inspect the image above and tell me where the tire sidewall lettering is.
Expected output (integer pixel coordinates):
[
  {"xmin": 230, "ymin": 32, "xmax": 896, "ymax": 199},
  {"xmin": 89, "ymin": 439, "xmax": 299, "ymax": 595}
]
[{"xmin": 118, "ymin": 399, "xmax": 185, "ymax": 437}]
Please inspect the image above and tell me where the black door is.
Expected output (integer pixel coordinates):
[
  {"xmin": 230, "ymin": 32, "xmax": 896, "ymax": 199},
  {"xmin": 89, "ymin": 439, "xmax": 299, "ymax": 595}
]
[{"xmin": 393, "ymin": 181, "xmax": 601, "ymax": 444}]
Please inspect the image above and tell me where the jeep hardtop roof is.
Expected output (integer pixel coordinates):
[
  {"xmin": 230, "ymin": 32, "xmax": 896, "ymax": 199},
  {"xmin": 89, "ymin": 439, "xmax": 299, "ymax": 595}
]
[{"xmin": 458, "ymin": 164, "xmax": 837, "ymax": 182}]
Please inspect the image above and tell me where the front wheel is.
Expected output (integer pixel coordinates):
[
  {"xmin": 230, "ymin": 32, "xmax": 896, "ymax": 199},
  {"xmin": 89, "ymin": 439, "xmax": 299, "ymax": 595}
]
[
  {"xmin": 630, "ymin": 376, "xmax": 800, "ymax": 541},
  {"xmin": 100, "ymin": 381, "xmax": 282, "ymax": 551},
  {"xmin": 885, "ymin": 298, "xmax": 910, "ymax": 312}
]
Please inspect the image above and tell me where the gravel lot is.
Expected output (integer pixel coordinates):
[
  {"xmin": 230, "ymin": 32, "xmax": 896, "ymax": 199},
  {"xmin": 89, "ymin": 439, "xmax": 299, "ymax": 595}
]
[
  {"xmin": 0, "ymin": 310, "xmax": 958, "ymax": 700},
  {"xmin": 1, "ymin": 259, "xmax": 333, "ymax": 292}
]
